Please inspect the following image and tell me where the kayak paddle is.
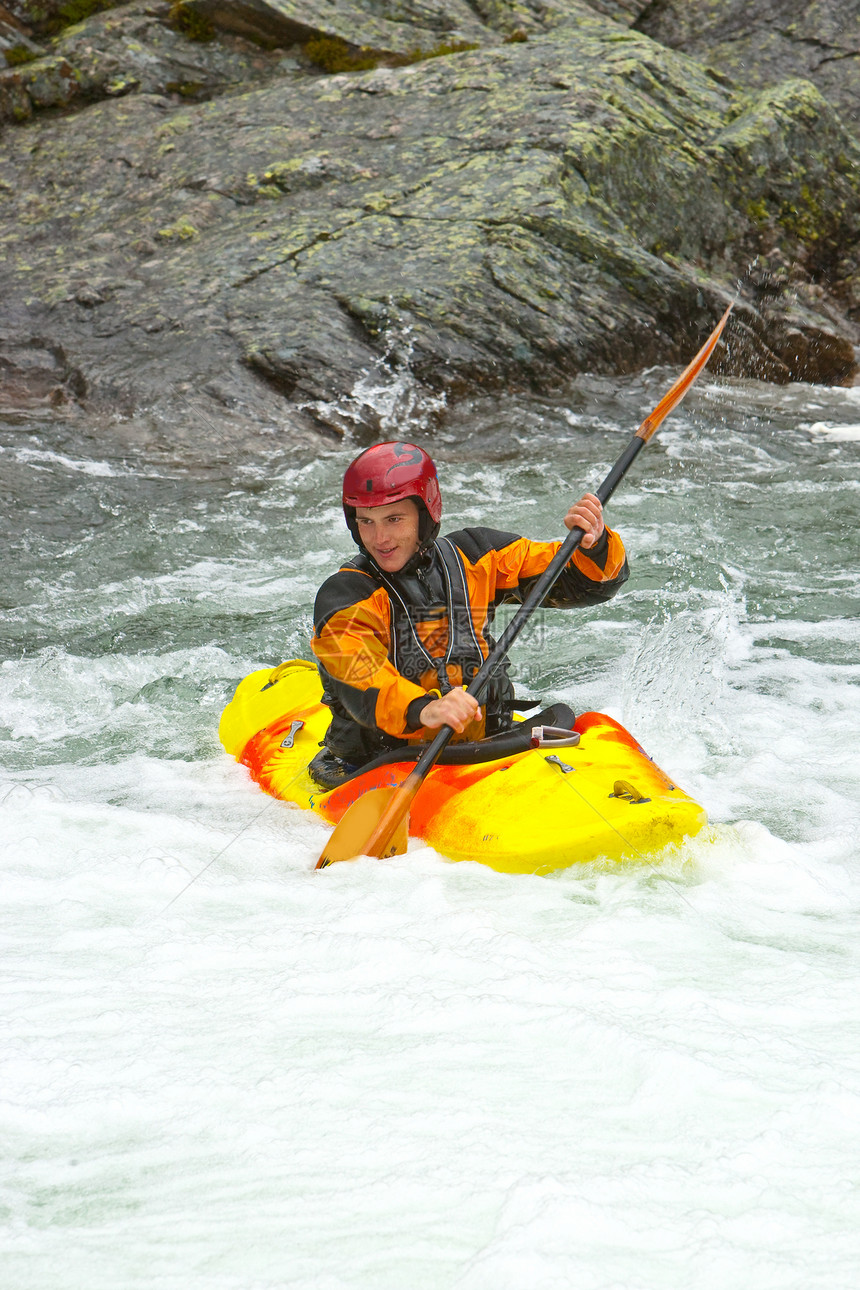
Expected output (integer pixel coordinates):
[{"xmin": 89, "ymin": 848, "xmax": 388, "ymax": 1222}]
[{"xmin": 316, "ymin": 300, "xmax": 733, "ymax": 868}]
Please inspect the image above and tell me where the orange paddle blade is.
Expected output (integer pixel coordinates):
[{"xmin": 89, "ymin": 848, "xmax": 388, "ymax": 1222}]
[
  {"xmin": 636, "ymin": 301, "xmax": 733, "ymax": 445},
  {"xmin": 315, "ymin": 781, "xmax": 414, "ymax": 868}
]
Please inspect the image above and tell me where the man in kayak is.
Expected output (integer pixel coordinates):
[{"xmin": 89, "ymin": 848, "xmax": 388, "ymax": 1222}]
[{"xmin": 309, "ymin": 441, "xmax": 629, "ymax": 787}]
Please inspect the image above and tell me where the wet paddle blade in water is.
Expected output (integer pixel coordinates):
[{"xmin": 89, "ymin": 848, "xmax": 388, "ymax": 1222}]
[{"xmin": 316, "ymin": 782, "xmax": 413, "ymax": 867}]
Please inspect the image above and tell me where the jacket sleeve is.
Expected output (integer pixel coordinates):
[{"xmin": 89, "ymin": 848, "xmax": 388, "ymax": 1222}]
[
  {"xmin": 526, "ymin": 524, "xmax": 629, "ymax": 607},
  {"xmin": 452, "ymin": 524, "xmax": 629, "ymax": 607},
  {"xmin": 311, "ymin": 572, "xmax": 432, "ymax": 739}
]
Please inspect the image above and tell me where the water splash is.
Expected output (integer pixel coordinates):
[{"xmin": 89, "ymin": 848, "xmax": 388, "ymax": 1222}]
[
  {"xmin": 301, "ymin": 320, "xmax": 447, "ymax": 439},
  {"xmin": 621, "ymin": 588, "xmax": 746, "ymax": 730}
]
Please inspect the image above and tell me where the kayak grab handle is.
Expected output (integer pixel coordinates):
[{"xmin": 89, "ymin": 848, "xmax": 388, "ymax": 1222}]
[{"xmin": 529, "ymin": 726, "xmax": 581, "ymax": 749}]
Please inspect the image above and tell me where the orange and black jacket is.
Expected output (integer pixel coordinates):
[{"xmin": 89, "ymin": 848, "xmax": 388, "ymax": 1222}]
[{"xmin": 311, "ymin": 525, "xmax": 628, "ymax": 765}]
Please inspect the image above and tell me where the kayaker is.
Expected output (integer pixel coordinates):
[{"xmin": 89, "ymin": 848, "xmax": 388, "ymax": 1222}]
[{"xmin": 309, "ymin": 441, "xmax": 629, "ymax": 787}]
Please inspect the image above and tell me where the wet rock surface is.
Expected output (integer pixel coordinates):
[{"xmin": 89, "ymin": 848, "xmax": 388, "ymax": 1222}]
[
  {"xmin": 171, "ymin": 0, "xmax": 645, "ymax": 54},
  {"xmin": 634, "ymin": 0, "xmax": 860, "ymax": 131},
  {"xmin": 2, "ymin": 0, "xmax": 860, "ymax": 439},
  {"xmin": 0, "ymin": 1, "xmax": 289, "ymax": 120}
]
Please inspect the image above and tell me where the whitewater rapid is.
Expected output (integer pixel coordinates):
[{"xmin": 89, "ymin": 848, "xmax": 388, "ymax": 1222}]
[{"xmin": 2, "ymin": 372, "xmax": 859, "ymax": 1288}]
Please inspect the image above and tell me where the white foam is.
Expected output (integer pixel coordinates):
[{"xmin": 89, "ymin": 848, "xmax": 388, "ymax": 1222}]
[
  {"xmin": 807, "ymin": 421, "xmax": 860, "ymax": 442},
  {"xmin": 3, "ymin": 380, "xmax": 860, "ymax": 1288},
  {"xmin": 5, "ymin": 445, "xmax": 167, "ymax": 478}
]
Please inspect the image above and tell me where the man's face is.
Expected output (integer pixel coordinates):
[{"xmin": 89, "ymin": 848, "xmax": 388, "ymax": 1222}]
[{"xmin": 355, "ymin": 498, "xmax": 421, "ymax": 573}]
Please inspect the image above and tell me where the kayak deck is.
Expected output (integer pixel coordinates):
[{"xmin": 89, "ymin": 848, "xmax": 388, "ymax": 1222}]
[{"xmin": 219, "ymin": 660, "xmax": 707, "ymax": 875}]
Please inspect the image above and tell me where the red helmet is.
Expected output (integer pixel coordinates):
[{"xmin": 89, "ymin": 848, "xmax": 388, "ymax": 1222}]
[{"xmin": 342, "ymin": 441, "xmax": 442, "ymax": 550}]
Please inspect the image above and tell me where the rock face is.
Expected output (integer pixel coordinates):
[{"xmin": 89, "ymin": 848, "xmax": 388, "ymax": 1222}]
[
  {"xmin": 178, "ymin": 0, "xmax": 487, "ymax": 54},
  {"xmin": 2, "ymin": 0, "xmax": 860, "ymax": 438},
  {"xmin": 635, "ymin": 0, "xmax": 860, "ymax": 130},
  {"xmin": 0, "ymin": 1, "xmax": 288, "ymax": 120},
  {"xmin": 177, "ymin": 0, "xmax": 643, "ymax": 54}
]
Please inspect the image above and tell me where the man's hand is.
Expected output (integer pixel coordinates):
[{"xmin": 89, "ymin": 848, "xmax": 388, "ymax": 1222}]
[
  {"xmin": 419, "ymin": 687, "xmax": 482, "ymax": 733},
  {"xmin": 563, "ymin": 492, "xmax": 605, "ymax": 549}
]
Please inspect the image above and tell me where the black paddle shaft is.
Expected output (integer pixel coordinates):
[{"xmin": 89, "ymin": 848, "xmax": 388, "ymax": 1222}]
[{"xmin": 409, "ymin": 431, "xmax": 647, "ymax": 780}]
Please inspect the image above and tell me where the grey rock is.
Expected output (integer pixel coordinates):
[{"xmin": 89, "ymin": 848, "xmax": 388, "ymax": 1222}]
[
  {"xmin": 0, "ymin": 7, "xmax": 44, "ymax": 65},
  {"xmin": 1, "ymin": 2, "xmax": 859, "ymax": 439},
  {"xmin": 176, "ymin": 0, "xmax": 644, "ymax": 54},
  {"xmin": 177, "ymin": 0, "xmax": 487, "ymax": 53},
  {"xmin": 4, "ymin": 2, "xmax": 123, "ymax": 34},
  {"xmin": 635, "ymin": 0, "xmax": 860, "ymax": 130},
  {"xmin": 0, "ymin": 0, "xmax": 291, "ymax": 120}
]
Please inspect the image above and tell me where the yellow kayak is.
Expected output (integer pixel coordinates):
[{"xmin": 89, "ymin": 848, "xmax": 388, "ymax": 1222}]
[{"xmin": 219, "ymin": 659, "xmax": 707, "ymax": 875}]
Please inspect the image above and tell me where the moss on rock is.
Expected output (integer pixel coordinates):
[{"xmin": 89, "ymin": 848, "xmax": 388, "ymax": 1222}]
[
  {"xmin": 155, "ymin": 218, "xmax": 200, "ymax": 242},
  {"xmin": 167, "ymin": 2, "xmax": 215, "ymax": 42},
  {"xmin": 1, "ymin": 4, "xmax": 859, "ymax": 429},
  {"xmin": 4, "ymin": 44, "xmax": 40, "ymax": 66}
]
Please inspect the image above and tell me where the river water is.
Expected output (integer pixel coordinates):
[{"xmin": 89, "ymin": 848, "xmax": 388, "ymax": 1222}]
[{"xmin": 2, "ymin": 367, "xmax": 860, "ymax": 1289}]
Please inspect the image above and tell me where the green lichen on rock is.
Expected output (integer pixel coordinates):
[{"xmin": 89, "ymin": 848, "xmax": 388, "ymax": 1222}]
[
  {"xmin": 26, "ymin": 0, "xmax": 122, "ymax": 35},
  {"xmin": 303, "ymin": 35, "xmax": 481, "ymax": 74},
  {"xmin": 0, "ymin": 1, "xmax": 294, "ymax": 126},
  {"xmin": 164, "ymin": 79, "xmax": 206, "ymax": 98},
  {"xmin": 303, "ymin": 37, "xmax": 380, "ymax": 74},
  {"xmin": 746, "ymin": 197, "xmax": 769, "ymax": 224},
  {"xmin": 156, "ymin": 112, "xmax": 194, "ymax": 137},
  {"xmin": 0, "ymin": 78, "xmax": 34, "ymax": 121},
  {"xmin": 635, "ymin": 0, "xmax": 860, "ymax": 134},
  {"xmin": 1, "ymin": 3, "xmax": 860, "ymax": 428},
  {"xmin": 713, "ymin": 79, "xmax": 860, "ymax": 277},
  {"xmin": 104, "ymin": 74, "xmax": 138, "ymax": 96},
  {"xmin": 155, "ymin": 218, "xmax": 200, "ymax": 242},
  {"xmin": 10, "ymin": 55, "xmax": 81, "ymax": 111},
  {"xmin": 245, "ymin": 174, "xmax": 282, "ymax": 199},
  {"xmin": 412, "ymin": 40, "xmax": 481, "ymax": 62},
  {"xmin": 167, "ymin": 2, "xmax": 215, "ymax": 43},
  {"xmin": 4, "ymin": 44, "xmax": 40, "ymax": 67},
  {"xmin": 56, "ymin": 0, "xmax": 112, "ymax": 24}
]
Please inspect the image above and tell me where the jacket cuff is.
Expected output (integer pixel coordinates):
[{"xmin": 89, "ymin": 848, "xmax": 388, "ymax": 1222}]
[
  {"xmin": 405, "ymin": 694, "xmax": 437, "ymax": 731},
  {"xmin": 582, "ymin": 526, "xmax": 609, "ymax": 559}
]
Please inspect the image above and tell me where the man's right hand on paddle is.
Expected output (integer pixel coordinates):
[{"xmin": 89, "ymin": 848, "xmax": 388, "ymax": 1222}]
[{"xmin": 419, "ymin": 687, "xmax": 482, "ymax": 733}]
